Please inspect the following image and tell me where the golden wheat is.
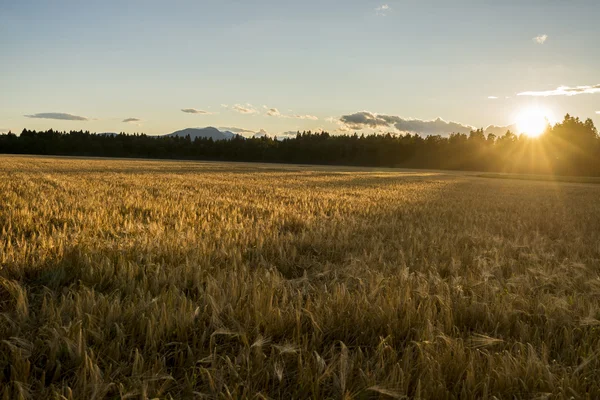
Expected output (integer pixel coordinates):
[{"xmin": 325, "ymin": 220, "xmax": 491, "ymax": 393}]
[{"xmin": 1, "ymin": 155, "xmax": 600, "ymax": 399}]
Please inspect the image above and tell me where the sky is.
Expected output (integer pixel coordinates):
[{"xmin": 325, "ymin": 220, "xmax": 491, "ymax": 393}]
[{"xmin": 1, "ymin": 0, "xmax": 599, "ymax": 137}]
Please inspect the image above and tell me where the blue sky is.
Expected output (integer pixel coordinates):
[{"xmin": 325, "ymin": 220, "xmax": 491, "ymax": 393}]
[{"xmin": 1, "ymin": 0, "xmax": 599, "ymax": 136}]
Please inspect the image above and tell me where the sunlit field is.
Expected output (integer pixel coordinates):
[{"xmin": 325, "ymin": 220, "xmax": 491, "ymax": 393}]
[{"xmin": 2, "ymin": 155, "xmax": 600, "ymax": 399}]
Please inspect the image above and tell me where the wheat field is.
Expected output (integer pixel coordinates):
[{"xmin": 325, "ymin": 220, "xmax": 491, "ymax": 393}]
[{"xmin": 1, "ymin": 155, "xmax": 600, "ymax": 399}]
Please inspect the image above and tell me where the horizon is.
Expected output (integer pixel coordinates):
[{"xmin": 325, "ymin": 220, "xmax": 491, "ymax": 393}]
[
  {"xmin": 2, "ymin": 1, "xmax": 599, "ymax": 137},
  {"xmin": 8, "ymin": 113, "xmax": 596, "ymax": 140}
]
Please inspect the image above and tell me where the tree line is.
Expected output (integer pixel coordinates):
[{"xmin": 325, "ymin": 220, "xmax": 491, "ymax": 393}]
[{"xmin": 1, "ymin": 114, "xmax": 598, "ymax": 176}]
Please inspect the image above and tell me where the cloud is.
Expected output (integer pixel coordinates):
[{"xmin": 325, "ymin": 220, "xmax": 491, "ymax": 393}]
[
  {"xmin": 122, "ymin": 118, "xmax": 141, "ymax": 123},
  {"xmin": 339, "ymin": 111, "xmax": 514, "ymax": 136},
  {"xmin": 278, "ymin": 130, "xmax": 300, "ymax": 138},
  {"xmin": 253, "ymin": 129, "xmax": 270, "ymax": 138},
  {"xmin": 340, "ymin": 111, "xmax": 523, "ymax": 136},
  {"xmin": 264, "ymin": 106, "xmax": 281, "ymax": 117},
  {"xmin": 517, "ymin": 84, "xmax": 600, "ymax": 97},
  {"xmin": 488, "ymin": 96, "xmax": 498, "ymax": 99},
  {"xmin": 533, "ymin": 34, "xmax": 548, "ymax": 44},
  {"xmin": 375, "ymin": 4, "xmax": 390, "ymax": 16},
  {"xmin": 227, "ymin": 104, "xmax": 258, "ymax": 114},
  {"xmin": 219, "ymin": 126, "xmax": 255, "ymax": 134},
  {"xmin": 25, "ymin": 112, "xmax": 88, "ymax": 121},
  {"xmin": 483, "ymin": 124, "xmax": 519, "ymax": 136},
  {"xmin": 293, "ymin": 114, "xmax": 318, "ymax": 120},
  {"xmin": 262, "ymin": 105, "xmax": 318, "ymax": 120},
  {"xmin": 181, "ymin": 108, "xmax": 213, "ymax": 114}
]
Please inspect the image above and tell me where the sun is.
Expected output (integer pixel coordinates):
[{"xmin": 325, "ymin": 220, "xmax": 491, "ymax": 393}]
[{"xmin": 517, "ymin": 107, "xmax": 552, "ymax": 137}]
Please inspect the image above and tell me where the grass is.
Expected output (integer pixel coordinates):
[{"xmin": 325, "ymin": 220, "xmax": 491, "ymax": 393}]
[{"xmin": 1, "ymin": 155, "xmax": 600, "ymax": 399}]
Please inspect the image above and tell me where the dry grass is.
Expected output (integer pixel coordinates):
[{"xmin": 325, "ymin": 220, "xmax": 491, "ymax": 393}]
[{"xmin": 1, "ymin": 155, "xmax": 600, "ymax": 399}]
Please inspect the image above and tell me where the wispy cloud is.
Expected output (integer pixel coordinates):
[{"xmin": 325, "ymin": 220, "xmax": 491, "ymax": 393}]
[
  {"xmin": 293, "ymin": 114, "xmax": 318, "ymax": 120},
  {"xmin": 219, "ymin": 126, "xmax": 255, "ymax": 134},
  {"xmin": 533, "ymin": 34, "xmax": 548, "ymax": 44},
  {"xmin": 375, "ymin": 4, "xmax": 390, "ymax": 16},
  {"xmin": 122, "ymin": 118, "xmax": 141, "ymax": 123},
  {"xmin": 488, "ymin": 96, "xmax": 498, "ymax": 100},
  {"xmin": 596, "ymin": 111, "xmax": 600, "ymax": 115},
  {"xmin": 339, "ymin": 111, "xmax": 513, "ymax": 136},
  {"xmin": 263, "ymin": 106, "xmax": 281, "ymax": 117},
  {"xmin": 262, "ymin": 105, "xmax": 318, "ymax": 120},
  {"xmin": 25, "ymin": 112, "xmax": 88, "ymax": 121},
  {"xmin": 224, "ymin": 104, "xmax": 258, "ymax": 114},
  {"xmin": 518, "ymin": 84, "xmax": 600, "ymax": 97},
  {"xmin": 181, "ymin": 108, "xmax": 213, "ymax": 114}
]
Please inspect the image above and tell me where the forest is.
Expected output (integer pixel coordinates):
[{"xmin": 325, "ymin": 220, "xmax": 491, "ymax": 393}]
[{"xmin": 1, "ymin": 114, "xmax": 598, "ymax": 176}]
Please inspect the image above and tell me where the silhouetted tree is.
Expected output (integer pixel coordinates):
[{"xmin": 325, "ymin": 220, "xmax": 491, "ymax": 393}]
[{"xmin": 0, "ymin": 114, "xmax": 598, "ymax": 176}]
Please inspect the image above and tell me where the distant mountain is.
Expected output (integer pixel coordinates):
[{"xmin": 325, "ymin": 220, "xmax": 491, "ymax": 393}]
[
  {"xmin": 165, "ymin": 127, "xmax": 237, "ymax": 141},
  {"xmin": 98, "ymin": 132, "xmax": 118, "ymax": 137}
]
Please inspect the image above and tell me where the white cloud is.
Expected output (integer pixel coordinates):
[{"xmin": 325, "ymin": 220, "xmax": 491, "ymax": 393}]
[
  {"xmin": 518, "ymin": 84, "xmax": 600, "ymax": 97},
  {"xmin": 262, "ymin": 105, "xmax": 318, "ymax": 120},
  {"xmin": 375, "ymin": 4, "xmax": 390, "ymax": 16},
  {"xmin": 293, "ymin": 114, "xmax": 318, "ymax": 120},
  {"xmin": 278, "ymin": 130, "xmax": 300, "ymax": 138},
  {"xmin": 219, "ymin": 126, "xmax": 255, "ymax": 134},
  {"xmin": 181, "ymin": 108, "xmax": 213, "ymax": 114},
  {"xmin": 533, "ymin": 34, "xmax": 548, "ymax": 44},
  {"xmin": 229, "ymin": 104, "xmax": 258, "ymax": 114},
  {"xmin": 263, "ymin": 106, "xmax": 281, "ymax": 117},
  {"xmin": 253, "ymin": 129, "xmax": 270, "ymax": 138},
  {"xmin": 596, "ymin": 111, "xmax": 600, "ymax": 114},
  {"xmin": 488, "ymin": 96, "xmax": 498, "ymax": 99}
]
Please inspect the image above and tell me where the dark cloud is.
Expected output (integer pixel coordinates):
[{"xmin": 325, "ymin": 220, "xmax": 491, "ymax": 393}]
[
  {"xmin": 339, "ymin": 111, "xmax": 390, "ymax": 129},
  {"xmin": 25, "ymin": 112, "xmax": 88, "ymax": 121},
  {"xmin": 181, "ymin": 108, "xmax": 212, "ymax": 114},
  {"xmin": 340, "ymin": 112, "xmax": 474, "ymax": 135},
  {"xmin": 394, "ymin": 117, "xmax": 474, "ymax": 135},
  {"xmin": 340, "ymin": 111, "xmax": 514, "ymax": 136},
  {"xmin": 122, "ymin": 118, "xmax": 141, "ymax": 123}
]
